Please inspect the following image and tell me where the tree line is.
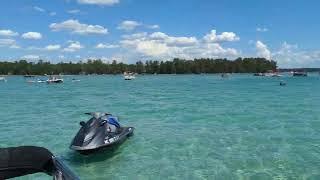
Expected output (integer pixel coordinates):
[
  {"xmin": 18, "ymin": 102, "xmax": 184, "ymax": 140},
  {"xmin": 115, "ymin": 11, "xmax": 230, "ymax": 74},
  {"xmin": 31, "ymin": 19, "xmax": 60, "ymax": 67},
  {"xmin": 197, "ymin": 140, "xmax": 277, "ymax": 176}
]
[{"xmin": 0, "ymin": 57, "xmax": 277, "ymax": 75}]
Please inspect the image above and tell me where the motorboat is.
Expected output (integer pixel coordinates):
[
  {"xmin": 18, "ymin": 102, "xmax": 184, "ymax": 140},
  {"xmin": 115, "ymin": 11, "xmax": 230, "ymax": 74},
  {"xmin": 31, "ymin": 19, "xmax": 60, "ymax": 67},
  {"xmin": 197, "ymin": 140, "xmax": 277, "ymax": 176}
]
[
  {"xmin": 293, "ymin": 71, "xmax": 307, "ymax": 76},
  {"xmin": 0, "ymin": 146, "xmax": 79, "ymax": 180},
  {"xmin": 70, "ymin": 112, "xmax": 134, "ymax": 155},
  {"xmin": 47, "ymin": 75, "xmax": 64, "ymax": 83},
  {"xmin": 0, "ymin": 77, "xmax": 6, "ymax": 82},
  {"xmin": 123, "ymin": 72, "xmax": 136, "ymax": 80}
]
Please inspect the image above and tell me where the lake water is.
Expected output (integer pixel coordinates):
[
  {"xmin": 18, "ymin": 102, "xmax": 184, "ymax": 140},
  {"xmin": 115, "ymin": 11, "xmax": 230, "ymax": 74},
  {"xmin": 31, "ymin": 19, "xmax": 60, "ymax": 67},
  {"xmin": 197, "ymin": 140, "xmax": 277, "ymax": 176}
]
[{"xmin": 1, "ymin": 74, "xmax": 320, "ymax": 180}]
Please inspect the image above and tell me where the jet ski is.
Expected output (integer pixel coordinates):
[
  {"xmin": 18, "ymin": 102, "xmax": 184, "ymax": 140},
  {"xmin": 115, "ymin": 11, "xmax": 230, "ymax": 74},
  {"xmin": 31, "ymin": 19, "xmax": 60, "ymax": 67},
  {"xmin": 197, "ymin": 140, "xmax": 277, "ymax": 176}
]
[
  {"xmin": 70, "ymin": 112, "xmax": 134, "ymax": 154},
  {"xmin": 0, "ymin": 146, "xmax": 79, "ymax": 180}
]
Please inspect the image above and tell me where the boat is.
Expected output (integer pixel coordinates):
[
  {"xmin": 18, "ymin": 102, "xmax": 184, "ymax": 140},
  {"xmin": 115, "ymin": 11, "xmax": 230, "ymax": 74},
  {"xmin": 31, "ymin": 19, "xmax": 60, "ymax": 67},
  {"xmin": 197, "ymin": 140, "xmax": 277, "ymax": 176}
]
[
  {"xmin": 46, "ymin": 75, "xmax": 64, "ymax": 83},
  {"xmin": 293, "ymin": 71, "xmax": 307, "ymax": 76},
  {"xmin": 0, "ymin": 146, "xmax": 79, "ymax": 180},
  {"xmin": 0, "ymin": 77, "xmax": 6, "ymax": 82},
  {"xmin": 70, "ymin": 112, "xmax": 134, "ymax": 155},
  {"xmin": 123, "ymin": 72, "xmax": 136, "ymax": 80},
  {"xmin": 264, "ymin": 70, "xmax": 282, "ymax": 77}
]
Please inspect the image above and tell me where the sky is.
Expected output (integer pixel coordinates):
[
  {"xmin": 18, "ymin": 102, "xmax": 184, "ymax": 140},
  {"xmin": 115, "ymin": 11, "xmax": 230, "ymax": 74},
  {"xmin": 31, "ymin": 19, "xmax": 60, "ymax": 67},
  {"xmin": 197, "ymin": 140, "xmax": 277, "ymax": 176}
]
[{"xmin": 0, "ymin": 0, "xmax": 320, "ymax": 68}]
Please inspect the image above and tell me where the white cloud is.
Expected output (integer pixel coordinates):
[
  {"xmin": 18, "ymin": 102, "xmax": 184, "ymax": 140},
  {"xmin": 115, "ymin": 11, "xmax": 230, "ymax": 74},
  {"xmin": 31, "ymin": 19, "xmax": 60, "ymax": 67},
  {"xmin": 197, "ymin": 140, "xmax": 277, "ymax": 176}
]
[
  {"xmin": 118, "ymin": 20, "xmax": 141, "ymax": 31},
  {"xmin": 58, "ymin": 55, "xmax": 65, "ymax": 59},
  {"xmin": 49, "ymin": 12, "xmax": 57, "ymax": 16},
  {"xmin": 50, "ymin": 19, "xmax": 108, "ymax": 35},
  {"xmin": 45, "ymin": 44, "xmax": 61, "ymax": 51},
  {"xmin": 0, "ymin": 29, "xmax": 19, "ymax": 37},
  {"xmin": 272, "ymin": 42, "xmax": 320, "ymax": 68},
  {"xmin": 21, "ymin": 55, "xmax": 40, "ymax": 60},
  {"xmin": 33, "ymin": 6, "xmax": 45, "ymax": 12},
  {"xmin": 256, "ymin": 27, "xmax": 269, "ymax": 32},
  {"xmin": 77, "ymin": 0, "xmax": 119, "ymax": 6},
  {"xmin": 256, "ymin": 40, "xmax": 271, "ymax": 60},
  {"xmin": 67, "ymin": 9, "xmax": 81, "ymax": 14},
  {"xmin": 120, "ymin": 31, "xmax": 239, "ymax": 59},
  {"xmin": 63, "ymin": 41, "xmax": 84, "ymax": 52},
  {"xmin": 146, "ymin": 24, "xmax": 160, "ymax": 29},
  {"xmin": 149, "ymin": 32, "xmax": 198, "ymax": 47},
  {"xmin": 204, "ymin": 30, "xmax": 240, "ymax": 43},
  {"xmin": 21, "ymin": 32, "xmax": 42, "ymax": 40},
  {"xmin": 95, "ymin": 43, "xmax": 119, "ymax": 49},
  {"xmin": 0, "ymin": 39, "xmax": 16, "ymax": 46}
]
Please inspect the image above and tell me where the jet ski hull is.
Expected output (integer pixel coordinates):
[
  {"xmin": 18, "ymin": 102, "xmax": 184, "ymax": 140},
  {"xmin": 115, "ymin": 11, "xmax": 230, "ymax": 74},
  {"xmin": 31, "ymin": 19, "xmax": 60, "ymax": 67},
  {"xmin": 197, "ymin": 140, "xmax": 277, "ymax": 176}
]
[{"xmin": 70, "ymin": 126, "xmax": 134, "ymax": 155}]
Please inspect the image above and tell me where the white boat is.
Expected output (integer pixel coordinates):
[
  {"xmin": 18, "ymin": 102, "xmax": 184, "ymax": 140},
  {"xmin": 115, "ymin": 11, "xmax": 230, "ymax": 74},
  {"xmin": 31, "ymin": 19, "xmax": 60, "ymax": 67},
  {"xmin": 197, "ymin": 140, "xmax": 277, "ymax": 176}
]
[
  {"xmin": 123, "ymin": 72, "xmax": 136, "ymax": 80},
  {"xmin": 46, "ymin": 75, "xmax": 63, "ymax": 83},
  {"xmin": 0, "ymin": 77, "xmax": 6, "ymax": 82},
  {"xmin": 264, "ymin": 70, "xmax": 282, "ymax": 77}
]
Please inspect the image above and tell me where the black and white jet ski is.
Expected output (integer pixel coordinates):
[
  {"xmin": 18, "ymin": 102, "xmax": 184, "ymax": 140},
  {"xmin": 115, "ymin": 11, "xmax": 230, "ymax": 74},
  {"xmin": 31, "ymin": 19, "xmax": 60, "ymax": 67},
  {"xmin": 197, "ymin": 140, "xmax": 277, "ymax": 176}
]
[
  {"xmin": 0, "ymin": 146, "xmax": 79, "ymax": 180},
  {"xmin": 70, "ymin": 112, "xmax": 134, "ymax": 154}
]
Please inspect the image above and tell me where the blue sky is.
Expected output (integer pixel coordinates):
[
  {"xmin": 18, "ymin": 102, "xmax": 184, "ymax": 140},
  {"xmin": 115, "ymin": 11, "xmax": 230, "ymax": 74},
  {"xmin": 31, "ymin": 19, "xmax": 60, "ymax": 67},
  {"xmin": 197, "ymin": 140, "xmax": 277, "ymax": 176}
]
[{"xmin": 0, "ymin": 0, "xmax": 320, "ymax": 68}]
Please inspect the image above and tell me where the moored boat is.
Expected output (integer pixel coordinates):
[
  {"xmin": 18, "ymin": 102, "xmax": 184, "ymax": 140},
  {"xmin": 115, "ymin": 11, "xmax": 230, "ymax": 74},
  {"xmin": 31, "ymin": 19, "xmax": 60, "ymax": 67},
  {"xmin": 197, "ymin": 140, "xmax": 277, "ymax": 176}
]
[
  {"xmin": 46, "ymin": 75, "xmax": 64, "ymax": 83},
  {"xmin": 123, "ymin": 72, "xmax": 136, "ymax": 80},
  {"xmin": 293, "ymin": 71, "xmax": 307, "ymax": 76},
  {"xmin": 0, "ymin": 76, "xmax": 6, "ymax": 82}
]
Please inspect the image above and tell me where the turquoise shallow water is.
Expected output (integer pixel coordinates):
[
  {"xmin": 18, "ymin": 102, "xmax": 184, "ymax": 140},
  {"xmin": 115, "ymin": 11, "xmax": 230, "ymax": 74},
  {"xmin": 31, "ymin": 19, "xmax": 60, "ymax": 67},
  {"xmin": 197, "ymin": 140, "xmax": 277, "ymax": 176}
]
[{"xmin": 1, "ymin": 74, "xmax": 320, "ymax": 180}]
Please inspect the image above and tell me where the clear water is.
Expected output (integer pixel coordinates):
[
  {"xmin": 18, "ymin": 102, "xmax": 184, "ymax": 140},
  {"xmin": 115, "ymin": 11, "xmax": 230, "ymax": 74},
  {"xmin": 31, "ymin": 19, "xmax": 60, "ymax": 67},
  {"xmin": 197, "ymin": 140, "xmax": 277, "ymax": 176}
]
[{"xmin": 1, "ymin": 74, "xmax": 320, "ymax": 180}]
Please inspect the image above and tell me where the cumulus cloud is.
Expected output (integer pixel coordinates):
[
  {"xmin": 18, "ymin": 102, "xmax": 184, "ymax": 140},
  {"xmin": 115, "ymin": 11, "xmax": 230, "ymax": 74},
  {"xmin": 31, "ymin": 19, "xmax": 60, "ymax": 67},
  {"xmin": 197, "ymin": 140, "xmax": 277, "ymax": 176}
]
[
  {"xmin": 204, "ymin": 30, "xmax": 240, "ymax": 43},
  {"xmin": 256, "ymin": 27, "xmax": 268, "ymax": 32},
  {"xmin": 77, "ymin": 0, "xmax": 119, "ymax": 6},
  {"xmin": 21, "ymin": 32, "xmax": 42, "ymax": 40},
  {"xmin": 95, "ymin": 43, "xmax": 119, "ymax": 49},
  {"xmin": 120, "ymin": 30, "xmax": 239, "ymax": 59},
  {"xmin": 45, "ymin": 44, "xmax": 61, "ymax": 51},
  {"xmin": 63, "ymin": 41, "xmax": 84, "ymax": 52},
  {"xmin": 272, "ymin": 42, "xmax": 320, "ymax": 68},
  {"xmin": 21, "ymin": 55, "xmax": 40, "ymax": 60},
  {"xmin": 118, "ymin": 20, "xmax": 141, "ymax": 31},
  {"xmin": 0, "ymin": 29, "xmax": 19, "ymax": 37},
  {"xmin": 256, "ymin": 40, "xmax": 271, "ymax": 60},
  {"xmin": 50, "ymin": 19, "xmax": 108, "ymax": 35},
  {"xmin": 149, "ymin": 32, "xmax": 198, "ymax": 46}
]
